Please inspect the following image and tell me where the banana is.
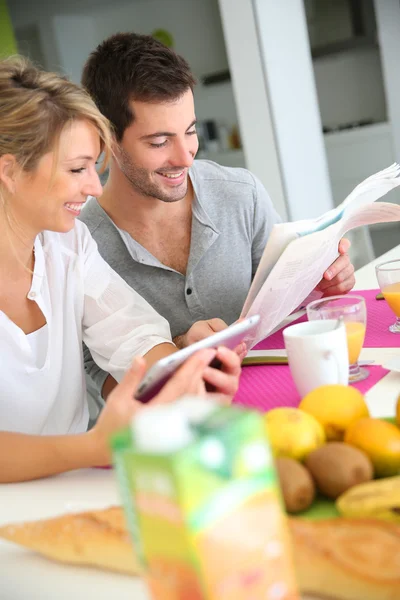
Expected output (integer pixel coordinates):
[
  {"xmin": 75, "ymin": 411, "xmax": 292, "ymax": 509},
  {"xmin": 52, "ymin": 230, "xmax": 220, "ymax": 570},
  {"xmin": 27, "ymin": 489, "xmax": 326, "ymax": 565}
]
[{"xmin": 337, "ymin": 476, "xmax": 400, "ymax": 522}]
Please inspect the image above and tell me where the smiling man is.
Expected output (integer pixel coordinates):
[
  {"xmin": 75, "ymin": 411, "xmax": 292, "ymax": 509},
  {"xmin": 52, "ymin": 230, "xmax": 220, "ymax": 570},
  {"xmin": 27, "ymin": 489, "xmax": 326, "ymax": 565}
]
[{"xmin": 80, "ymin": 32, "xmax": 355, "ymax": 399}]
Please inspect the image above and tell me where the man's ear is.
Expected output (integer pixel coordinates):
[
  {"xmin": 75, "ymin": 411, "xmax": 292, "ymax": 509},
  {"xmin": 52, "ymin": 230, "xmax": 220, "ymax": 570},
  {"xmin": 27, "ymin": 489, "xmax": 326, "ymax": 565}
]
[{"xmin": 0, "ymin": 154, "xmax": 19, "ymax": 195}]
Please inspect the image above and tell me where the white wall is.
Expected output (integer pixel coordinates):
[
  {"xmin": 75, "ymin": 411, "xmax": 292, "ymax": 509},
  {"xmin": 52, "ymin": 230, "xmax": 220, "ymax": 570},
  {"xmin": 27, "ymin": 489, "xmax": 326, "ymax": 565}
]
[
  {"xmin": 253, "ymin": 0, "xmax": 333, "ymax": 220},
  {"xmin": 313, "ymin": 47, "xmax": 387, "ymax": 128},
  {"xmin": 9, "ymin": 0, "xmax": 389, "ymax": 134},
  {"xmin": 52, "ymin": 15, "xmax": 97, "ymax": 85},
  {"xmin": 10, "ymin": 0, "xmax": 240, "ymax": 131},
  {"xmin": 374, "ymin": 0, "xmax": 400, "ymax": 163},
  {"xmin": 9, "ymin": 2, "xmax": 61, "ymax": 72},
  {"xmin": 91, "ymin": 0, "xmax": 239, "ymax": 129},
  {"xmin": 218, "ymin": 0, "xmax": 288, "ymax": 219},
  {"xmin": 93, "ymin": 0, "xmax": 228, "ymax": 77}
]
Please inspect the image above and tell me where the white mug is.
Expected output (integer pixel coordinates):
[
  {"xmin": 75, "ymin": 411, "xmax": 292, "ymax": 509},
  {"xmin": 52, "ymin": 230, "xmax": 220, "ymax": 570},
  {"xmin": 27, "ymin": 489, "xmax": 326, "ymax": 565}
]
[{"xmin": 283, "ymin": 320, "xmax": 349, "ymax": 397}]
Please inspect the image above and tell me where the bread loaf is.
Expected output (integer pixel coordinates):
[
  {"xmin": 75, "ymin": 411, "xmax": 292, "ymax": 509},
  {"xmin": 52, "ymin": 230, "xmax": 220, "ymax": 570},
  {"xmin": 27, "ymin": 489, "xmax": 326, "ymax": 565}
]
[
  {"xmin": 0, "ymin": 506, "xmax": 139, "ymax": 576},
  {"xmin": 289, "ymin": 517, "xmax": 400, "ymax": 600},
  {"xmin": 2, "ymin": 506, "xmax": 400, "ymax": 600}
]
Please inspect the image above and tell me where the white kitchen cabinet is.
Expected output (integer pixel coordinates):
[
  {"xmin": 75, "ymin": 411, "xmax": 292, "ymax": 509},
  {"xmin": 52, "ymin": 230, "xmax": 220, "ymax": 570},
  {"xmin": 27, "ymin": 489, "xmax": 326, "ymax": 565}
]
[{"xmin": 324, "ymin": 121, "xmax": 399, "ymax": 206}]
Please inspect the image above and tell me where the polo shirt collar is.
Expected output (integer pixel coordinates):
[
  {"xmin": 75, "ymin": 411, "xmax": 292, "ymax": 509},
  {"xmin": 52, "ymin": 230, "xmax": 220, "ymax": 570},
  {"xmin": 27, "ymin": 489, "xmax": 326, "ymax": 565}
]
[
  {"xmin": 93, "ymin": 171, "xmax": 221, "ymax": 276},
  {"xmin": 185, "ymin": 174, "xmax": 220, "ymax": 276}
]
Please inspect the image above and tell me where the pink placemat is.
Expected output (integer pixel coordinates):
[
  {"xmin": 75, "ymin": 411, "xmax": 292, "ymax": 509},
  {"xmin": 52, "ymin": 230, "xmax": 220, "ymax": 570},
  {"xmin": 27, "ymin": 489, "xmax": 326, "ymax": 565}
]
[
  {"xmin": 235, "ymin": 289, "xmax": 397, "ymax": 413},
  {"xmin": 234, "ymin": 364, "xmax": 389, "ymax": 413},
  {"xmin": 254, "ymin": 289, "xmax": 399, "ymax": 350}
]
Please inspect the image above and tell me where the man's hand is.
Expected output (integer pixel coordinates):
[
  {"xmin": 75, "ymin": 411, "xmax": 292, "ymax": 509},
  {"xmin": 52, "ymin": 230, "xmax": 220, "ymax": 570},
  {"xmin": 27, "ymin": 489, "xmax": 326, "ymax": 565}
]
[
  {"xmin": 173, "ymin": 318, "xmax": 227, "ymax": 348},
  {"xmin": 173, "ymin": 318, "xmax": 247, "ymax": 362},
  {"xmin": 173, "ymin": 320, "xmax": 243, "ymax": 402},
  {"xmin": 92, "ymin": 348, "xmax": 223, "ymax": 463},
  {"xmin": 315, "ymin": 238, "xmax": 355, "ymax": 297}
]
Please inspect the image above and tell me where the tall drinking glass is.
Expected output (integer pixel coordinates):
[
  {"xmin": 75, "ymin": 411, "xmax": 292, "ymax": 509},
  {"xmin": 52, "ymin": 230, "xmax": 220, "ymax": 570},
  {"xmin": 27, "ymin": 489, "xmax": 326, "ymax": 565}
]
[
  {"xmin": 376, "ymin": 259, "xmax": 400, "ymax": 333},
  {"xmin": 307, "ymin": 295, "xmax": 368, "ymax": 383}
]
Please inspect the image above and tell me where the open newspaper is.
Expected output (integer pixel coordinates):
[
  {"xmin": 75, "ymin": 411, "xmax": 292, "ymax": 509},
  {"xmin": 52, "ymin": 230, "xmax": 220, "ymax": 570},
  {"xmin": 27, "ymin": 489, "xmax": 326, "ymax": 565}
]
[{"xmin": 241, "ymin": 163, "xmax": 400, "ymax": 348}]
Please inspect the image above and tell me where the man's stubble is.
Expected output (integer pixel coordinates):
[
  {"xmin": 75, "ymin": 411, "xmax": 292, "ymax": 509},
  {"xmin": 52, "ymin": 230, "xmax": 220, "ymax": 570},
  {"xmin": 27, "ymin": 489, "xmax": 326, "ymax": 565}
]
[{"xmin": 118, "ymin": 147, "xmax": 188, "ymax": 204}]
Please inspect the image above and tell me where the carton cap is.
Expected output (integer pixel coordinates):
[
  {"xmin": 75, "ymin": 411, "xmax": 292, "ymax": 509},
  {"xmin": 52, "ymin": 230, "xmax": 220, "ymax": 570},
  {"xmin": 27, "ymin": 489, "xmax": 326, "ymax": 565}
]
[
  {"xmin": 132, "ymin": 403, "xmax": 195, "ymax": 454},
  {"xmin": 173, "ymin": 395, "xmax": 218, "ymax": 424}
]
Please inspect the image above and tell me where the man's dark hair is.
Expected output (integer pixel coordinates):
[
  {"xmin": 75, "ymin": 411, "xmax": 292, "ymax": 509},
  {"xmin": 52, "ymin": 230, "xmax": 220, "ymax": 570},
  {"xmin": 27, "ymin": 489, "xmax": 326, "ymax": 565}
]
[{"xmin": 82, "ymin": 32, "xmax": 196, "ymax": 141}]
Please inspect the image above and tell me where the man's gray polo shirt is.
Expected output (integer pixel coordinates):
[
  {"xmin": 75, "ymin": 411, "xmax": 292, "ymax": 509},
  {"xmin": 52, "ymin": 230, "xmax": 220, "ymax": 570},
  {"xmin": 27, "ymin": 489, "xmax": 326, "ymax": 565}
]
[{"xmin": 80, "ymin": 160, "xmax": 280, "ymax": 391}]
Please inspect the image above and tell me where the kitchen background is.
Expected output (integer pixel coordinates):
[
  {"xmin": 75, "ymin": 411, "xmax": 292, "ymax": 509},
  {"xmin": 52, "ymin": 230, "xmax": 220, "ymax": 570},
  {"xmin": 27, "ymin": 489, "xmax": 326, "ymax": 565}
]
[{"xmin": 3, "ymin": 0, "xmax": 400, "ymax": 265}]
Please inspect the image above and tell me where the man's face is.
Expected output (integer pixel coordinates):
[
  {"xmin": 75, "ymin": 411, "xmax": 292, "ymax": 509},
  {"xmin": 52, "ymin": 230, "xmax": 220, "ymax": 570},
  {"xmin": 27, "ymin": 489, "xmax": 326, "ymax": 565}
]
[{"xmin": 116, "ymin": 89, "xmax": 199, "ymax": 203}]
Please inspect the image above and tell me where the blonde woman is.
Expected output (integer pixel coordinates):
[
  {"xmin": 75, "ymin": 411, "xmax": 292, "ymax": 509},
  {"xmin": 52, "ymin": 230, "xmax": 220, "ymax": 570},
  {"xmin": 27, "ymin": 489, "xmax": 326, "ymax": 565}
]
[{"xmin": 0, "ymin": 57, "xmax": 241, "ymax": 483}]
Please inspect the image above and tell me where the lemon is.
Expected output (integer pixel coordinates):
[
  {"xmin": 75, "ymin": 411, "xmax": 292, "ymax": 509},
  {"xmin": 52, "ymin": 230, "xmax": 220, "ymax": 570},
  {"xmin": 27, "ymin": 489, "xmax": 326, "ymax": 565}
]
[
  {"xmin": 264, "ymin": 407, "xmax": 325, "ymax": 462},
  {"xmin": 396, "ymin": 395, "xmax": 400, "ymax": 428},
  {"xmin": 345, "ymin": 418, "xmax": 400, "ymax": 477},
  {"xmin": 299, "ymin": 384, "xmax": 369, "ymax": 441}
]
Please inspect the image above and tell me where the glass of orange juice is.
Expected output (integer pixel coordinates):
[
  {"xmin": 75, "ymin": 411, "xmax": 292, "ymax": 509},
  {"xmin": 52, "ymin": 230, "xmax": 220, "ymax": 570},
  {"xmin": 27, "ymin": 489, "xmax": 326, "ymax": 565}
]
[
  {"xmin": 376, "ymin": 259, "xmax": 400, "ymax": 333},
  {"xmin": 306, "ymin": 295, "xmax": 368, "ymax": 383}
]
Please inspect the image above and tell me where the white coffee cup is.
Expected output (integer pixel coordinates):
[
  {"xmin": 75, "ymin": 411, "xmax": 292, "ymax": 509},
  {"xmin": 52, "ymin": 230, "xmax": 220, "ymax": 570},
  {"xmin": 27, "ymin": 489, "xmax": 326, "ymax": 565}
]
[{"xmin": 283, "ymin": 319, "xmax": 349, "ymax": 397}]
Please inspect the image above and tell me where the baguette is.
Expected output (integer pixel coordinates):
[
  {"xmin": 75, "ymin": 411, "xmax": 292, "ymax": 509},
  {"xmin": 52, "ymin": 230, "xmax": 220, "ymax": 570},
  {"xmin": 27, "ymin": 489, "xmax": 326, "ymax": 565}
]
[
  {"xmin": 289, "ymin": 517, "xmax": 400, "ymax": 600},
  {"xmin": 2, "ymin": 506, "xmax": 400, "ymax": 600},
  {"xmin": 0, "ymin": 506, "xmax": 139, "ymax": 576}
]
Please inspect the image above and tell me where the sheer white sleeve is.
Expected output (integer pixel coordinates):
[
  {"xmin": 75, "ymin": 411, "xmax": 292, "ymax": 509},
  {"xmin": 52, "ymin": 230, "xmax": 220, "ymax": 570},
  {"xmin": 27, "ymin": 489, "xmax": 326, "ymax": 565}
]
[{"xmin": 81, "ymin": 229, "xmax": 173, "ymax": 383}]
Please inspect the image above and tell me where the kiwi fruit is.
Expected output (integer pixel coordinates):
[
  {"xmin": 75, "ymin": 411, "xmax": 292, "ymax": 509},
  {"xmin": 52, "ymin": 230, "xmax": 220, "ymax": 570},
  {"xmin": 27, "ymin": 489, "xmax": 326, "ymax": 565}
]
[
  {"xmin": 275, "ymin": 457, "xmax": 315, "ymax": 513},
  {"xmin": 305, "ymin": 442, "xmax": 373, "ymax": 499}
]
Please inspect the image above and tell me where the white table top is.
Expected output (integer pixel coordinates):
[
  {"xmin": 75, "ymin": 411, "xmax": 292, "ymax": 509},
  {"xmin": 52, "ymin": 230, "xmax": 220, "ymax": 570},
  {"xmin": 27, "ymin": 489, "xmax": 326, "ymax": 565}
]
[
  {"xmin": 353, "ymin": 245, "xmax": 400, "ymax": 418},
  {"xmin": 0, "ymin": 469, "xmax": 148, "ymax": 600},
  {"xmin": 1, "ymin": 245, "xmax": 400, "ymax": 600}
]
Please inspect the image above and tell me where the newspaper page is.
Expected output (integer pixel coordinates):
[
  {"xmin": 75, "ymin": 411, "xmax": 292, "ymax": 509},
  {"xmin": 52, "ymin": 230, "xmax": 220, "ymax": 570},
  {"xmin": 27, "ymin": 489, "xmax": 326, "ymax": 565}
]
[
  {"xmin": 241, "ymin": 163, "xmax": 400, "ymax": 348},
  {"xmin": 241, "ymin": 205, "xmax": 345, "ymax": 315}
]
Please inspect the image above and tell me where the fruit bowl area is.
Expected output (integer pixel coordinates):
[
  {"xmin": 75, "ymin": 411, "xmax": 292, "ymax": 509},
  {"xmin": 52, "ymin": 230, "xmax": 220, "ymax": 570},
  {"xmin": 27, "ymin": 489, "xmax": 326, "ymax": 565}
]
[{"xmin": 264, "ymin": 384, "xmax": 400, "ymax": 520}]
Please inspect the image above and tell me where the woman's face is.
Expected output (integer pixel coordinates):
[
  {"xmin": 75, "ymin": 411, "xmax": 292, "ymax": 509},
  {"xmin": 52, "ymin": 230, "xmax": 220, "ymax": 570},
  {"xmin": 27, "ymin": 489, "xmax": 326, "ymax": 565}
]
[{"xmin": 9, "ymin": 119, "xmax": 103, "ymax": 237}]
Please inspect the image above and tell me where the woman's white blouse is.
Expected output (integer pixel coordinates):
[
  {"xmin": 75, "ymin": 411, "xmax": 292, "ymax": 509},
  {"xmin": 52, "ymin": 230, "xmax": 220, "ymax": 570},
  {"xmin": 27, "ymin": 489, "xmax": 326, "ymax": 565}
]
[
  {"xmin": 26, "ymin": 324, "xmax": 48, "ymax": 370},
  {"xmin": 0, "ymin": 221, "xmax": 172, "ymax": 436}
]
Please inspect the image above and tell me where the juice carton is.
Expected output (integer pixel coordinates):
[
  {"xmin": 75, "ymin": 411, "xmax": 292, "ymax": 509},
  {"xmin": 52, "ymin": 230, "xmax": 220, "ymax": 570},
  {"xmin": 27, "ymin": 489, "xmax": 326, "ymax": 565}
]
[{"xmin": 111, "ymin": 397, "xmax": 299, "ymax": 600}]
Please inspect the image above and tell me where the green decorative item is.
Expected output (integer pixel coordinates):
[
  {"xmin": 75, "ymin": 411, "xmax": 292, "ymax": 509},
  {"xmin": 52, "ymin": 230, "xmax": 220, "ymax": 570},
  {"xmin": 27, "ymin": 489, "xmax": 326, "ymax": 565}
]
[
  {"xmin": 0, "ymin": 0, "xmax": 18, "ymax": 58},
  {"xmin": 151, "ymin": 28, "xmax": 174, "ymax": 48}
]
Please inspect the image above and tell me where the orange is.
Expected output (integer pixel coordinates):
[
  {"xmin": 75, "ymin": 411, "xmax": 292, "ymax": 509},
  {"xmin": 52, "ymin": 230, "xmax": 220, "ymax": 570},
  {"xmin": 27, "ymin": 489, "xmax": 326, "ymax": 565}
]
[
  {"xmin": 345, "ymin": 418, "xmax": 400, "ymax": 477},
  {"xmin": 299, "ymin": 385, "xmax": 369, "ymax": 441}
]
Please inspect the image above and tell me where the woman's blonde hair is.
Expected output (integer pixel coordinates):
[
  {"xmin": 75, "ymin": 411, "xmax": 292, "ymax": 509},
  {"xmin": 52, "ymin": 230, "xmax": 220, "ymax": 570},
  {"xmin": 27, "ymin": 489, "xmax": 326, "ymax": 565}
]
[{"xmin": 0, "ymin": 55, "xmax": 112, "ymax": 174}]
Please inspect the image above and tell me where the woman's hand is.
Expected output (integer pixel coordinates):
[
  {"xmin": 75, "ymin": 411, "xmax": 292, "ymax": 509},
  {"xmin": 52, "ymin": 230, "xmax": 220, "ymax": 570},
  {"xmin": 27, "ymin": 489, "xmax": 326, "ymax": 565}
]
[
  {"xmin": 0, "ymin": 346, "xmax": 242, "ymax": 482},
  {"xmin": 91, "ymin": 348, "xmax": 223, "ymax": 464},
  {"xmin": 202, "ymin": 346, "xmax": 242, "ymax": 404}
]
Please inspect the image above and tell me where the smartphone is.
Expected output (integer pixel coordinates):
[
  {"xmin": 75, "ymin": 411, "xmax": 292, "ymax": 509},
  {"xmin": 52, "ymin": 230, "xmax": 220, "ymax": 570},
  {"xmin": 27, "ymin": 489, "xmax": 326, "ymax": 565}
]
[{"xmin": 135, "ymin": 315, "xmax": 260, "ymax": 403}]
